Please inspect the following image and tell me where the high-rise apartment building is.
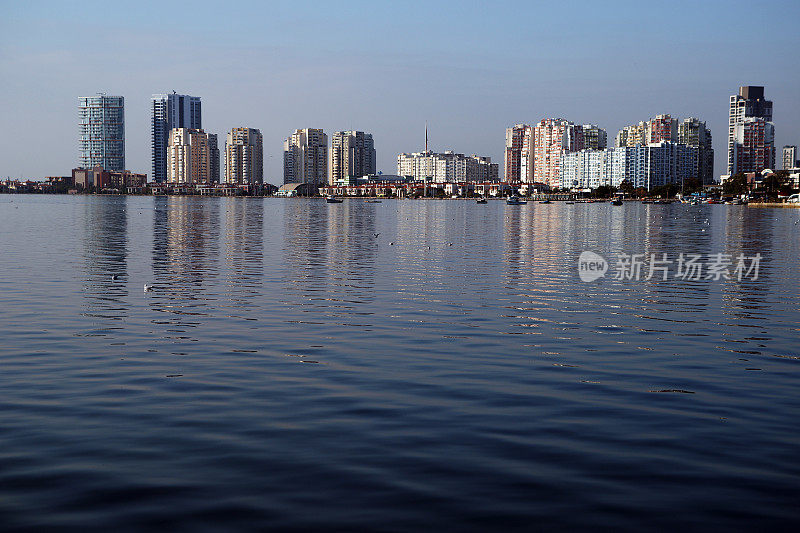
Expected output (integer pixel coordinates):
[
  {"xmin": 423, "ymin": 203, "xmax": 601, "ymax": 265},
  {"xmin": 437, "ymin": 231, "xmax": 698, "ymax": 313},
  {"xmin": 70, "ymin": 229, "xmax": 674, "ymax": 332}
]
[
  {"xmin": 208, "ymin": 133, "xmax": 220, "ymax": 183},
  {"xmin": 151, "ymin": 93, "xmax": 202, "ymax": 183},
  {"xmin": 224, "ymin": 128, "xmax": 263, "ymax": 185},
  {"xmin": 581, "ymin": 125, "xmax": 608, "ymax": 150},
  {"xmin": 616, "ymin": 115, "xmax": 675, "ymax": 148},
  {"xmin": 732, "ymin": 118, "xmax": 775, "ymax": 175},
  {"xmin": 561, "ymin": 142, "xmax": 698, "ymax": 191},
  {"xmin": 783, "ymin": 145, "xmax": 798, "ymax": 170},
  {"xmin": 532, "ymin": 118, "xmax": 583, "ymax": 186},
  {"xmin": 78, "ymin": 94, "xmax": 125, "ymax": 171},
  {"xmin": 283, "ymin": 128, "xmax": 328, "ymax": 185},
  {"xmin": 647, "ymin": 114, "xmax": 678, "ymax": 144},
  {"xmin": 678, "ymin": 118, "xmax": 714, "ymax": 184},
  {"xmin": 330, "ymin": 131, "xmax": 375, "ymax": 184},
  {"xmin": 615, "ymin": 122, "xmax": 647, "ymax": 148},
  {"xmin": 504, "ymin": 124, "xmax": 532, "ymax": 183},
  {"xmin": 167, "ymin": 128, "xmax": 211, "ymax": 184},
  {"xmin": 728, "ymin": 86, "xmax": 773, "ymax": 175}
]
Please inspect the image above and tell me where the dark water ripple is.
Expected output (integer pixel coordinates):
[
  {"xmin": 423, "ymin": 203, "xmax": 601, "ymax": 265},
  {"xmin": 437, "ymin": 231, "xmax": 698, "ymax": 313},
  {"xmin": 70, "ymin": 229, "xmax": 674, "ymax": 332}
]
[{"xmin": 1, "ymin": 195, "xmax": 799, "ymax": 531}]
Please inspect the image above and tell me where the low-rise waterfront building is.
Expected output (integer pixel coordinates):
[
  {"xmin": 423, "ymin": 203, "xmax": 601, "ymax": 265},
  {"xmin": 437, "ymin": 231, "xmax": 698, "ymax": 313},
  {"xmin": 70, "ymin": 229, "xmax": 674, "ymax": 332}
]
[
  {"xmin": 397, "ymin": 151, "xmax": 498, "ymax": 183},
  {"xmin": 72, "ymin": 165, "xmax": 146, "ymax": 190}
]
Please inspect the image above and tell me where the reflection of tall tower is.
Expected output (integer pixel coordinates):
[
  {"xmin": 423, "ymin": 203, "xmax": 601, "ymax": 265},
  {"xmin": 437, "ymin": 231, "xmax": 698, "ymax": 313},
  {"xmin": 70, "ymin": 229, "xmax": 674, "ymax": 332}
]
[
  {"xmin": 220, "ymin": 199, "xmax": 264, "ymax": 306},
  {"xmin": 81, "ymin": 196, "xmax": 128, "ymax": 321},
  {"xmin": 283, "ymin": 200, "xmax": 329, "ymax": 287},
  {"xmin": 325, "ymin": 201, "xmax": 377, "ymax": 302}
]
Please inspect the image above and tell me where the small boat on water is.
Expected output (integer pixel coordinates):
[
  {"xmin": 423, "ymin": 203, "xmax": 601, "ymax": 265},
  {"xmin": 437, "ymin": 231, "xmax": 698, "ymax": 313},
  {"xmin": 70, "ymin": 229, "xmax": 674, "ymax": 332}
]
[
  {"xmin": 611, "ymin": 198, "xmax": 623, "ymax": 206},
  {"xmin": 565, "ymin": 201, "xmax": 575, "ymax": 205},
  {"xmin": 506, "ymin": 195, "xmax": 527, "ymax": 205},
  {"xmin": 365, "ymin": 199, "xmax": 382, "ymax": 203},
  {"xmin": 476, "ymin": 197, "xmax": 488, "ymax": 204},
  {"xmin": 326, "ymin": 195, "xmax": 343, "ymax": 203},
  {"xmin": 539, "ymin": 199, "xmax": 552, "ymax": 204}
]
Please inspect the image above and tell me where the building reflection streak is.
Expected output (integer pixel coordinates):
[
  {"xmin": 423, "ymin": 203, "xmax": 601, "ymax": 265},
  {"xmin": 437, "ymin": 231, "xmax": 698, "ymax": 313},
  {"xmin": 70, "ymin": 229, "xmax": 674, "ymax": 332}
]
[
  {"xmin": 719, "ymin": 206, "xmax": 777, "ymax": 349},
  {"xmin": 221, "ymin": 198, "xmax": 264, "ymax": 318},
  {"xmin": 149, "ymin": 196, "xmax": 221, "ymax": 330},
  {"xmin": 282, "ymin": 199, "xmax": 328, "ymax": 278},
  {"xmin": 80, "ymin": 196, "xmax": 129, "ymax": 331}
]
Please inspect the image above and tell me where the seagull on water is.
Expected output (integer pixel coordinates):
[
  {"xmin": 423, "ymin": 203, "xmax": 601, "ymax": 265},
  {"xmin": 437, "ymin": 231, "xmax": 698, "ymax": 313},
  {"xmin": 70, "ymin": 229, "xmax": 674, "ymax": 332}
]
[{"xmin": 144, "ymin": 284, "xmax": 153, "ymax": 292}]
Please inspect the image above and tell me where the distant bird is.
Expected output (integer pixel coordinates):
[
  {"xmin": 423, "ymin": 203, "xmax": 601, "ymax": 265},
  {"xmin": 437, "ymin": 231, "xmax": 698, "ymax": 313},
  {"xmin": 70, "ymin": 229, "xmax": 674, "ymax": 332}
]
[
  {"xmin": 373, "ymin": 233, "xmax": 380, "ymax": 238},
  {"xmin": 144, "ymin": 284, "xmax": 153, "ymax": 292},
  {"xmin": 447, "ymin": 243, "xmax": 453, "ymax": 246},
  {"xmin": 111, "ymin": 274, "xmax": 119, "ymax": 280},
  {"xmin": 390, "ymin": 242, "xmax": 394, "ymax": 245}
]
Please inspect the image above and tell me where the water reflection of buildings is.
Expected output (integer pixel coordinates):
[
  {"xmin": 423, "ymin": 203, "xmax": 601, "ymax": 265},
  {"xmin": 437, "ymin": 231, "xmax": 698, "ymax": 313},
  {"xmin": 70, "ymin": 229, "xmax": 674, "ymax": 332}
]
[
  {"xmin": 152, "ymin": 196, "xmax": 221, "ymax": 286},
  {"xmin": 502, "ymin": 203, "xmax": 566, "ymax": 292},
  {"xmin": 282, "ymin": 200, "xmax": 329, "ymax": 293},
  {"xmin": 222, "ymin": 198, "xmax": 264, "ymax": 307},
  {"xmin": 150, "ymin": 196, "xmax": 221, "ymax": 324},
  {"xmin": 81, "ymin": 196, "xmax": 129, "ymax": 324},
  {"xmin": 325, "ymin": 201, "xmax": 377, "ymax": 303},
  {"xmin": 720, "ymin": 206, "xmax": 776, "ymax": 335}
]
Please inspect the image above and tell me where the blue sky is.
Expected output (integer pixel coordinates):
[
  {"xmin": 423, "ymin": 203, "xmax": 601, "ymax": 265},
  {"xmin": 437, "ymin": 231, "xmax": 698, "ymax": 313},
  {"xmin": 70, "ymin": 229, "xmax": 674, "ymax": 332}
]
[{"xmin": 1, "ymin": 0, "xmax": 799, "ymax": 181}]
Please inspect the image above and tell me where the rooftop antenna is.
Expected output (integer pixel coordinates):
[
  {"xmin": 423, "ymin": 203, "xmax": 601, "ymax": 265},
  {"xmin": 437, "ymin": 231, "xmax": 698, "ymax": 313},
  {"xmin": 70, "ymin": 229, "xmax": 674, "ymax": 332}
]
[{"xmin": 425, "ymin": 121, "xmax": 428, "ymax": 153}]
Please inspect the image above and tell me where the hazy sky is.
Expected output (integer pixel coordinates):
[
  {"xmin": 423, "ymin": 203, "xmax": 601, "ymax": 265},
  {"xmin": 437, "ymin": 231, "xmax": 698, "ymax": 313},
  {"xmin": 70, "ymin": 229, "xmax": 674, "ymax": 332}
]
[{"xmin": 1, "ymin": 0, "xmax": 799, "ymax": 182}]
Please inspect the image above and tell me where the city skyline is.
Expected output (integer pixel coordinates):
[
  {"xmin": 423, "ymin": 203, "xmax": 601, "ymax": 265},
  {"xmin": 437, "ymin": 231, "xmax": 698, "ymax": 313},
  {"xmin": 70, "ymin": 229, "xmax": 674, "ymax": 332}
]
[{"xmin": 2, "ymin": 1, "xmax": 799, "ymax": 181}]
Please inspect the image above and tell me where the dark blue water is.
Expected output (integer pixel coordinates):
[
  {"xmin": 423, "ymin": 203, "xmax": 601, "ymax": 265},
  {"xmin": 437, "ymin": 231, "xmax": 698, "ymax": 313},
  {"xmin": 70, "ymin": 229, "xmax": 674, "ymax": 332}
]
[{"xmin": 1, "ymin": 195, "xmax": 799, "ymax": 531}]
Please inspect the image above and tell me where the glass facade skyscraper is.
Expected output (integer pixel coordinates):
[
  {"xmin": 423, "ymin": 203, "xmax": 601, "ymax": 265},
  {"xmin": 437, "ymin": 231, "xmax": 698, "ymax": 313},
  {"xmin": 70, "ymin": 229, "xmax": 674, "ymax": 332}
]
[
  {"xmin": 151, "ymin": 93, "xmax": 202, "ymax": 183},
  {"xmin": 78, "ymin": 94, "xmax": 125, "ymax": 171}
]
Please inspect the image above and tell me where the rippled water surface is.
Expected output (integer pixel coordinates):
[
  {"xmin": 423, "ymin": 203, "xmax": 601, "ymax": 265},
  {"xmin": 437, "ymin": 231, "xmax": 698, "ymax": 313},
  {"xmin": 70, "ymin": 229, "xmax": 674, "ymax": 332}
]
[{"xmin": 1, "ymin": 195, "xmax": 799, "ymax": 531}]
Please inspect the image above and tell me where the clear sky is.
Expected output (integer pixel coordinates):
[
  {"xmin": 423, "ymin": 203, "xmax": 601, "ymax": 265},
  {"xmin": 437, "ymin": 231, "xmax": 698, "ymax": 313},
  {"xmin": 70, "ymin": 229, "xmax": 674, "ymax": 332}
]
[{"xmin": 1, "ymin": 0, "xmax": 799, "ymax": 182}]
